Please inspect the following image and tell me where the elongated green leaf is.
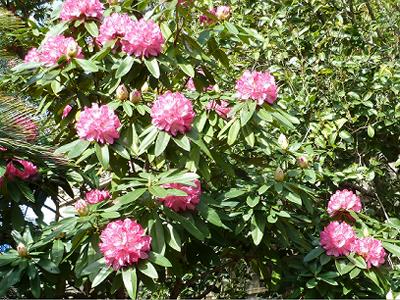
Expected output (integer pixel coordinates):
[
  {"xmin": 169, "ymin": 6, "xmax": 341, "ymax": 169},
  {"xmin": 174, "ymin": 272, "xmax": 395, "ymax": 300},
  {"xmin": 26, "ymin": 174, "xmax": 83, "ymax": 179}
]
[
  {"xmin": 138, "ymin": 127, "xmax": 158, "ymax": 154},
  {"xmin": 84, "ymin": 21, "xmax": 99, "ymax": 37},
  {"xmin": 144, "ymin": 58, "xmax": 160, "ymax": 78},
  {"xmin": 178, "ymin": 63, "xmax": 195, "ymax": 77},
  {"xmin": 95, "ymin": 143, "xmax": 109, "ymax": 169},
  {"xmin": 148, "ymin": 252, "xmax": 172, "ymax": 267},
  {"xmin": 250, "ymin": 212, "xmax": 265, "ymax": 246},
  {"xmin": 75, "ymin": 58, "xmax": 99, "ymax": 73},
  {"xmin": 116, "ymin": 56, "xmax": 135, "ymax": 78},
  {"xmin": 118, "ymin": 188, "xmax": 147, "ymax": 205},
  {"xmin": 122, "ymin": 268, "xmax": 137, "ymax": 300},
  {"xmin": 37, "ymin": 259, "xmax": 60, "ymax": 274},
  {"xmin": 304, "ymin": 247, "xmax": 324, "ymax": 263},
  {"xmin": 92, "ymin": 266, "xmax": 113, "ymax": 287},
  {"xmin": 165, "ymin": 224, "xmax": 181, "ymax": 251},
  {"xmin": 137, "ymin": 261, "xmax": 158, "ymax": 279},
  {"xmin": 51, "ymin": 240, "xmax": 64, "ymax": 266},
  {"xmin": 227, "ymin": 119, "xmax": 241, "ymax": 145},
  {"xmin": 155, "ymin": 131, "xmax": 170, "ymax": 156}
]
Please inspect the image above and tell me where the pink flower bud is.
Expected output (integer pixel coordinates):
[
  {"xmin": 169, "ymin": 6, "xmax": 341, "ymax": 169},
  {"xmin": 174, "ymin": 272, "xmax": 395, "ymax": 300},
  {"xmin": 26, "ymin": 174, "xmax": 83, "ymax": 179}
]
[
  {"xmin": 116, "ymin": 84, "xmax": 129, "ymax": 101},
  {"xmin": 274, "ymin": 167, "xmax": 285, "ymax": 182},
  {"xmin": 74, "ymin": 199, "xmax": 89, "ymax": 216},
  {"xmin": 17, "ymin": 243, "xmax": 28, "ymax": 257},
  {"xmin": 297, "ymin": 156, "xmax": 309, "ymax": 169},
  {"xmin": 129, "ymin": 90, "xmax": 142, "ymax": 104}
]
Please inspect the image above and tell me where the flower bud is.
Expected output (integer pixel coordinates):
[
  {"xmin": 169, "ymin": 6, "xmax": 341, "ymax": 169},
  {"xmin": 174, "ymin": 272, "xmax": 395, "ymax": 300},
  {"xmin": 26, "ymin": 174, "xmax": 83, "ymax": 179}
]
[
  {"xmin": 74, "ymin": 199, "xmax": 89, "ymax": 216},
  {"xmin": 274, "ymin": 167, "xmax": 285, "ymax": 182},
  {"xmin": 17, "ymin": 243, "xmax": 28, "ymax": 257},
  {"xmin": 141, "ymin": 82, "xmax": 149, "ymax": 93},
  {"xmin": 107, "ymin": 0, "xmax": 118, "ymax": 4},
  {"xmin": 116, "ymin": 84, "xmax": 129, "ymax": 101},
  {"xmin": 277, "ymin": 134, "xmax": 289, "ymax": 150},
  {"xmin": 363, "ymin": 227, "xmax": 369, "ymax": 237},
  {"xmin": 129, "ymin": 90, "xmax": 142, "ymax": 104},
  {"xmin": 66, "ymin": 41, "xmax": 79, "ymax": 59},
  {"xmin": 297, "ymin": 156, "xmax": 309, "ymax": 169},
  {"xmin": 215, "ymin": 6, "xmax": 231, "ymax": 21}
]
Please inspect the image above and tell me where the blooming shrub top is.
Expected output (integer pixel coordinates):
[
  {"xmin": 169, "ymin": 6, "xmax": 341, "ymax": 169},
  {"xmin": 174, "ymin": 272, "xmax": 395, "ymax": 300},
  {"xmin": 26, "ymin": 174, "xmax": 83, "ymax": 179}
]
[
  {"xmin": 76, "ymin": 103, "xmax": 121, "ymax": 144},
  {"xmin": 60, "ymin": 0, "xmax": 104, "ymax": 21},
  {"xmin": 25, "ymin": 35, "xmax": 83, "ymax": 65},
  {"xmin": 85, "ymin": 189, "xmax": 111, "ymax": 204},
  {"xmin": 6, "ymin": 160, "xmax": 38, "ymax": 180},
  {"xmin": 353, "ymin": 237, "xmax": 386, "ymax": 268},
  {"xmin": 159, "ymin": 179, "xmax": 201, "ymax": 212},
  {"xmin": 151, "ymin": 91, "xmax": 195, "ymax": 136},
  {"xmin": 235, "ymin": 70, "xmax": 278, "ymax": 105},
  {"xmin": 124, "ymin": 19, "xmax": 164, "ymax": 58},
  {"xmin": 99, "ymin": 219, "xmax": 152, "ymax": 270},
  {"xmin": 327, "ymin": 189, "xmax": 362, "ymax": 217},
  {"xmin": 320, "ymin": 221, "xmax": 356, "ymax": 256}
]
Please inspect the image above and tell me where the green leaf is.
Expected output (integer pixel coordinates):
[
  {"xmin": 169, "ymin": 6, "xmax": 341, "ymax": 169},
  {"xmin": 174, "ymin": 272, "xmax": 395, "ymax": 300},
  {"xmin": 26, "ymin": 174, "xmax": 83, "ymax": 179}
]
[
  {"xmin": 347, "ymin": 254, "xmax": 367, "ymax": 269},
  {"xmin": 349, "ymin": 267, "xmax": 361, "ymax": 279},
  {"xmin": 197, "ymin": 202, "xmax": 227, "ymax": 229},
  {"xmin": 51, "ymin": 240, "xmax": 64, "ymax": 266},
  {"xmin": 165, "ymin": 224, "xmax": 181, "ymax": 251},
  {"xmin": 95, "ymin": 143, "xmax": 109, "ymax": 169},
  {"xmin": 382, "ymin": 242, "xmax": 400, "ymax": 257},
  {"xmin": 118, "ymin": 188, "xmax": 147, "ymax": 205},
  {"xmin": 137, "ymin": 261, "xmax": 158, "ymax": 279},
  {"xmin": 304, "ymin": 247, "xmax": 324, "ymax": 263},
  {"xmin": 116, "ymin": 56, "xmax": 135, "ymax": 78},
  {"xmin": 164, "ymin": 209, "xmax": 204, "ymax": 241},
  {"xmin": 30, "ymin": 273, "xmax": 41, "ymax": 298},
  {"xmin": 84, "ymin": 21, "xmax": 99, "ymax": 37},
  {"xmin": 75, "ymin": 58, "xmax": 99, "ymax": 73},
  {"xmin": 173, "ymin": 135, "xmax": 191, "ymax": 151},
  {"xmin": 82, "ymin": 258, "xmax": 105, "ymax": 276},
  {"xmin": 92, "ymin": 266, "xmax": 113, "ymax": 288},
  {"xmin": 250, "ymin": 212, "xmax": 265, "ymax": 246},
  {"xmin": 178, "ymin": 63, "xmax": 195, "ymax": 77},
  {"xmin": 138, "ymin": 126, "xmax": 158, "ymax": 154},
  {"xmin": 227, "ymin": 119, "xmax": 241, "ymax": 145},
  {"xmin": 225, "ymin": 22, "xmax": 239, "ymax": 34},
  {"xmin": 55, "ymin": 139, "xmax": 81, "ymax": 154},
  {"xmin": 148, "ymin": 252, "xmax": 172, "ymax": 267},
  {"xmin": 144, "ymin": 58, "xmax": 160, "ymax": 78},
  {"xmin": 285, "ymin": 192, "xmax": 302, "ymax": 205},
  {"xmin": 37, "ymin": 259, "xmax": 60, "ymax": 274},
  {"xmin": 151, "ymin": 218, "xmax": 166, "ymax": 255},
  {"xmin": 339, "ymin": 130, "xmax": 354, "ymax": 143},
  {"xmin": 367, "ymin": 125, "xmax": 375, "ymax": 138},
  {"xmin": 155, "ymin": 131, "xmax": 171, "ymax": 157},
  {"xmin": 122, "ymin": 268, "xmax": 137, "ymax": 300},
  {"xmin": 68, "ymin": 140, "xmax": 90, "ymax": 158}
]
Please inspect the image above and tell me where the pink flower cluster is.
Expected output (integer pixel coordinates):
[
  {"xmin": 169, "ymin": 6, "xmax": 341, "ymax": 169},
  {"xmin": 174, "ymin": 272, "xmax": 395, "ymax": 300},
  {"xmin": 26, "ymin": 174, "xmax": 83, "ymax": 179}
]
[
  {"xmin": 24, "ymin": 35, "xmax": 83, "ymax": 65},
  {"xmin": 99, "ymin": 219, "xmax": 151, "ymax": 270},
  {"xmin": 319, "ymin": 190, "xmax": 386, "ymax": 268},
  {"xmin": 206, "ymin": 100, "xmax": 231, "ymax": 119},
  {"xmin": 60, "ymin": 0, "xmax": 104, "ymax": 21},
  {"xmin": 151, "ymin": 91, "xmax": 195, "ymax": 136},
  {"xmin": 159, "ymin": 179, "xmax": 201, "ymax": 212},
  {"xmin": 97, "ymin": 13, "xmax": 164, "ymax": 58},
  {"xmin": 76, "ymin": 103, "xmax": 121, "ymax": 144},
  {"xmin": 235, "ymin": 70, "xmax": 278, "ymax": 105},
  {"xmin": 327, "ymin": 189, "xmax": 362, "ymax": 217},
  {"xmin": 199, "ymin": 6, "xmax": 231, "ymax": 24},
  {"xmin": 85, "ymin": 189, "xmax": 111, "ymax": 204},
  {"xmin": 4, "ymin": 160, "xmax": 38, "ymax": 181}
]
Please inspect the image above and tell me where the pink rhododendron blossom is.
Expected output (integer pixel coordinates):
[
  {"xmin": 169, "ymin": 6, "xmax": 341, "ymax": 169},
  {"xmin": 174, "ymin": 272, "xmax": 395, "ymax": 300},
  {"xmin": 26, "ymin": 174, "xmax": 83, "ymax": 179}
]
[
  {"xmin": 99, "ymin": 219, "xmax": 151, "ymax": 270},
  {"xmin": 60, "ymin": 0, "xmax": 104, "ymax": 21},
  {"xmin": 215, "ymin": 6, "xmax": 231, "ymax": 20},
  {"xmin": 327, "ymin": 189, "xmax": 362, "ymax": 217},
  {"xmin": 85, "ymin": 189, "xmax": 111, "ymax": 204},
  {"xmin": 206, "ymin": 100, "xmax": 231, "ymax": 119},
  {"xmin": 235, "ymin": 70, "xmax": 278, "ymax": 105},
  {"xmin": 151, "ymin": 91, "xmax": 195, "ymax": 136},
  {"xmin": 124, "ymin": 19, "xmax": 164, "ymax": 58},
  {"xmin": 62, "ymin": 105, "xmax": 72, "ymax": 119},
  {"xmin": 6, "ymin": 160, "xmax": 38, "ymax": 180},
  {"xmin": 352, "ymin": 237, "xmax": 386, "ymax": 268},
  {"xmin": 320, "ymin": 221, "xmax": 356, "ymax": 257},
  {"xmin": 76, "ymin": 103, "xmax": 121, "ymax": 144},
  {"xmin": 39, "ymin": 35, "xmax": 83, "ymax": 65},
  {"xmin": 74, "ymin": 199, "xmax": 89, "ymax": 216},
  {"xmin": 186, "ymin": 78, "xmax": 196, "ymax": 91},
  {"xmin": 159, "ymin": 179, "xmax": 201, "ymax": 212},
  {"xmin": 97, "ymin": 13, "xmax": 135, "ymax": 48},
  {"xmin": 14, "ymin": 116, "xmax": 38, "ymax": 142},
  {"xmin": 199, "ymin": 8, "xmax": 217, "ymax": 25},
  {"xmin": 24, "ymin": 48, "xmax": 41, "ymax": 63}
]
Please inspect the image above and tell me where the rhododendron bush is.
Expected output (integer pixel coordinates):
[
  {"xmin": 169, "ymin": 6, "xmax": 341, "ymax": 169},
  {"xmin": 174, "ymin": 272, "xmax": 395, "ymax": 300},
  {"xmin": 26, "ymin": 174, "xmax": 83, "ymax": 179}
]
[{"xmin": 1, "ymin": 0, "xmax": 400, "ymax": 298}]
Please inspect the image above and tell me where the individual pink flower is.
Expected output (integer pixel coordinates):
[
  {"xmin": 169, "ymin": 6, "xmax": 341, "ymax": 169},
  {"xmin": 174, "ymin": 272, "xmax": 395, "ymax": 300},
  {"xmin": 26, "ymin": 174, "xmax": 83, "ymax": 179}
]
[
  {"xmin": 352, "ymin": 237, "xmax": 386, "ymax": 268},
  {"xmin": 76, "ymin": 103, "xmax": 121, "ymax": 144},
  {"xmin": 74, "ymin": 199, "xmax": 89, "ymax": 216},
  {"xmin": 0, "ymin": 146, "xmax": 7, "ymax": 151},
  {"xmin": 99, "ymin": 219, "xmax": 152, "ymax": 270},
  {"xmin": 186, "ymin": 78, "xmax": 196, "ymax": 91},
  {"xmin": 123, "ymin": 19, "xmax": 164, "ymax": 58},
  {"xmin": 97, "ymin": 13, "xmax": 135, "ymax": 48},
  {"xmin": 6, "ymin": 160, "xmax": 38, "ymax": 181},
  {"xmin": 62, "ymin": 105, "xmax": 72, "ymax": 119},
  {"xmin": 14, "ymin": 116, "xmax": 38, "ymax": 142},
  {"xmin": 215, "ymin": 6, "xmax": 231, "ymax": 20},
  {"xmin": 85, "ymin": 189, "xmax": 111, "ymax": 204},
  {"xmin": 199, "ymin": 8, "xmax": 217, "ymax": 25},
  {"xmin": 206, "ymin": 100, "xmax": 231, "ymax": 119},
  {"xmin": 327, "ymin": 189, "xmax": 362, "ymax": 217},
  {"xmin": 24, "ymin": 48, "xmax": 41, "ymax": 63},
  {"xmin": 151, "ymin": 91, "xmax": 195, "ymax": 136},
  {"xmin": 39, "ymin": 35, "xmax": 83, "ymax": 65},
  {"xmin": 235, "ymin": 70, "xmax": 278, "ymax": 105},
  {"xmin": 320, "ymin": 221, "xmax": 356, "ymax": 257},
  {"xmin": 159, "ymin": 179, "xmax": 201, "ymax": 212},
  {"xmin": 60, "ymin": 0, "xmax": 104, "ymax": 21}
]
